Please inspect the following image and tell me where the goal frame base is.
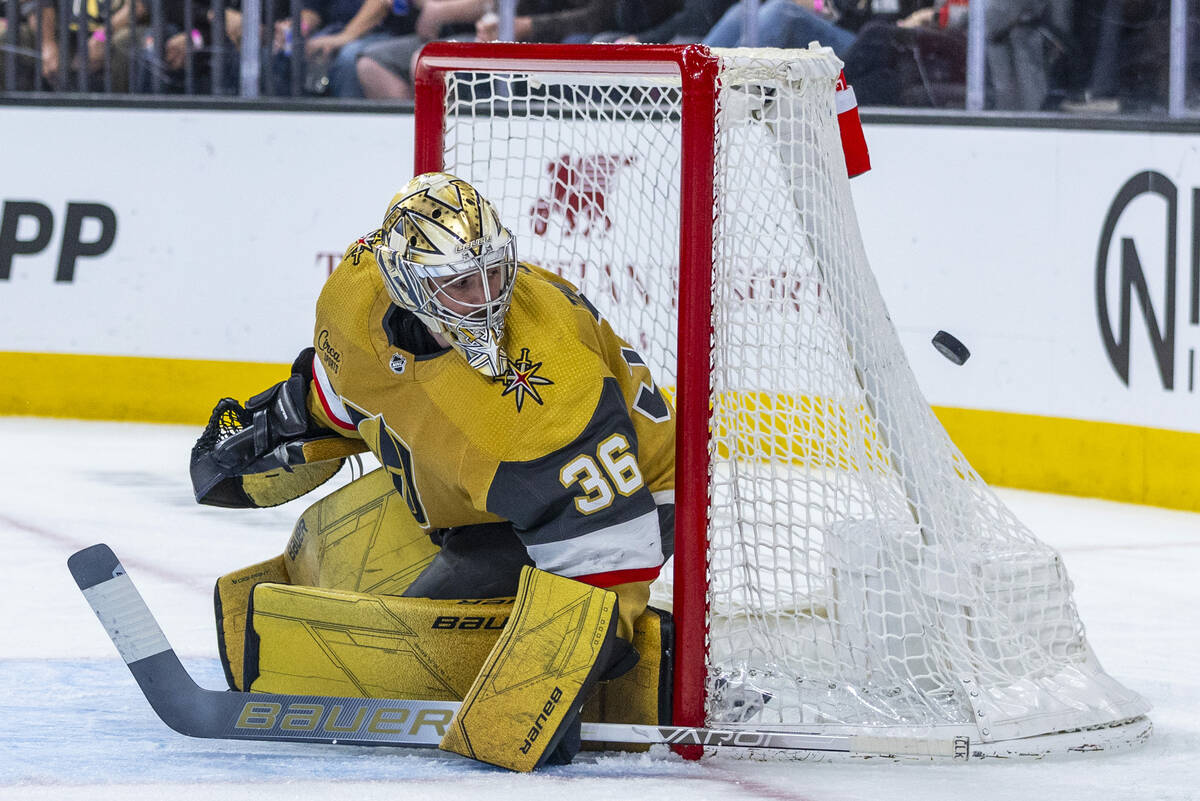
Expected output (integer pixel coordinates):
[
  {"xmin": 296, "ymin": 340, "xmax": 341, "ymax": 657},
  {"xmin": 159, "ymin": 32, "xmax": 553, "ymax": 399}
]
[{"xmin": 700, "ymin": 716, "xmax": 1152, "ymax": 762}]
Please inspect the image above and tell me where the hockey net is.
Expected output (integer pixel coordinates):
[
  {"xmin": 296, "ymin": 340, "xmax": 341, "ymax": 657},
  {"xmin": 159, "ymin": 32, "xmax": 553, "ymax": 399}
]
[{"xmin": 413, "ymin": 43, "xmax": 1150, "ymax": 757}]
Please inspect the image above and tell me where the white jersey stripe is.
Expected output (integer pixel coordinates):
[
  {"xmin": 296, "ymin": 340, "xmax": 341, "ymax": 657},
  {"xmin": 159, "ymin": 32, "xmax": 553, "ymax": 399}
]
[
  {"xmin": 651, "ymin": 489, "xmax": 675, "ymax": 506},
  {"xmin": 525, "ymin": 510, "xmax": 664, "ymax": 578},
  {"xmin": 312, "ymin": 355, "xmax": 356, "ymax": 431}
]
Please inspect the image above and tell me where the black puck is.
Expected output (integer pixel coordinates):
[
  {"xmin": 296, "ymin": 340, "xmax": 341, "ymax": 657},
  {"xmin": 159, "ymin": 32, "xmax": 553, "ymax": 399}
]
[{"xmin": 932, "ymin": 330, "xmax": 970, "ymax": 365}]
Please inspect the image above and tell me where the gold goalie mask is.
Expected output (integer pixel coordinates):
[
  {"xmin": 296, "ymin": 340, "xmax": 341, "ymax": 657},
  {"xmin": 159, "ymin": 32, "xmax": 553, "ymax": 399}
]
[{"xmin": 374, "ymin": 172, "xmax": 517, "ymax": 378}]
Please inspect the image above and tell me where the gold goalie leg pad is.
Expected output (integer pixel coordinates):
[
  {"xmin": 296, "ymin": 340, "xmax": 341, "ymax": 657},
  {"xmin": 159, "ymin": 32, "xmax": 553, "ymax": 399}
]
[
  {"xmin": 284, "ymin": 467, "xmax": 441, "ymax": 595},
  {"xmin": 245, "ymin": 582, "xmax": 512, "ymax": 700},
  {"xmin": 214, "ymin": 555, "xmax": 290, "ymax": 690},
  {"xmin": 582, "ymin": 606, "xmax": 673, "ymax": 750},
  {"xmin": 439, "ymin": 566, "xmax": 618, "ymax": 772}
]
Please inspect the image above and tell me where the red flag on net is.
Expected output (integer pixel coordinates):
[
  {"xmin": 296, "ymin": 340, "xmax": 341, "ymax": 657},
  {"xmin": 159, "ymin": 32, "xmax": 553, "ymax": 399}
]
[{"xmin": 836, "ymin": 71, "xmax": 871, "ymax": 178}]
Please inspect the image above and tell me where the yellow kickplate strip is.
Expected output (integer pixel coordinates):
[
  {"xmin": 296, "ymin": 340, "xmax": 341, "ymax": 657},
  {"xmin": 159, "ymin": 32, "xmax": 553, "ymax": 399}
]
[
  {"xmin": 933, "ymin": 406, "xmax": 1200, "ymax": 512},
  {"xmin": 0, "ymin": 351, "xmax": 289, "ymax": 425}
]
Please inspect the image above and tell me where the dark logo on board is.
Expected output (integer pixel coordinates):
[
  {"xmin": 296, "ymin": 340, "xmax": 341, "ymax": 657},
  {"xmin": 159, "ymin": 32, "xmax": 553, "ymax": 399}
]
[
  {"xmin": 1, "ymin": 200, "xmax": 117, "ymax": 282},
  {"xmin": 500, "ymin": 347, "xmax": 553, "ymax": 412},
  {"xmin": 1096, "ymin": 171, "xmax": 1200, "ymax": 391},
  {"xmin": 317, "ymin": 329, "xmax": 342, "ymax": 374},
  {"xmin": 529, "ymin": 155, "xmax": 635, "ymax": 237}
]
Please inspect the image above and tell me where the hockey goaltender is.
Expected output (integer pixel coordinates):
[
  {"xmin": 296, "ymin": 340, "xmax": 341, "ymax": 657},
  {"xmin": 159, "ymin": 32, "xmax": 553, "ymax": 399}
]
[{"xmin": 188, "ymin": 172, "xmax": 677, "ymax": 771}]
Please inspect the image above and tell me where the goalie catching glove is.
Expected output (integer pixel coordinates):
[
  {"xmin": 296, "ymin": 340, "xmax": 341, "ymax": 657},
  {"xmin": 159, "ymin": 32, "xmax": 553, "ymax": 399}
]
[{"xmin": 190, "ymin": 348, "xmax": 367, "ymax": 508}]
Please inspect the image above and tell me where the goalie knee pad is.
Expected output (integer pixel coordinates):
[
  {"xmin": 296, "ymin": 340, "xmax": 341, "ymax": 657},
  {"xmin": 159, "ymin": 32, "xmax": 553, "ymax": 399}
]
[
  {"xmin": 283, "ymin": 468, "xmax": 441, "ymax": 594},
  {"xmin": 582, "ymin": 606, "xmax": 673, "ymax": 749},
  {"xmin": 214, "ymin": 555, "xmax": 291, "ymax": 690}
]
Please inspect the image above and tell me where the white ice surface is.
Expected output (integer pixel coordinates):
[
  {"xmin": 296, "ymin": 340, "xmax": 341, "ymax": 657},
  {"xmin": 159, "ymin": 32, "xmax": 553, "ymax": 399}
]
[{"xmin": 1, "ymin": 417, "xmax": 1196, "ymax": 801}]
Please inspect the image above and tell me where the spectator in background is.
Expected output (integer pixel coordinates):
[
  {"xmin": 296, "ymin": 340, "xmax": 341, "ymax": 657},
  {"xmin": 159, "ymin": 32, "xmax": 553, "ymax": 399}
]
[
  {"xmin": 473, "ymin": 0, "xmax": 612, "ymax": 42},
  {"xmin": 700, "ymin": 0, "xmax": 926, "ymax": 56},
  {"xmin": 1061, "ymin": 0, "xmax": 1123, "ymax": 111},
  {"xmin": 594, "ymin": 0, "xmax": 731, "ymax": 44},
  {"xmin": 1062, "ymin": 0, "xmax": 1189, "ymax": 114},
  {"xmin": 601, "ymin": 0, "xmax": 681, "ymax": 40},
  {"xmin": 356, "ymin": 0, "xmax": 612, "ymax": 100},
  {"xmin": 984, "ymin": 0, "xmax": 1071, "ymax": 110},
  {"xmin": 134, "ymin": 2, "xmax": 245, "ymax": 94},
  {"xmin": 689, "ymin": 0, "xmax": 962, "ymax": 107},
  {"xmin": 38, "ymin": 0, "xmax": 143, "ymax": 91},
  {"xmin": 0, "ymin": 0, "xmax": 39, "ymax": 90},
  {"xmin": 272, "ymin": 0, "xmax": 416, "ymax": 96},
  {"xmin": 703, "ymin": 0, "xmax": 856, "ymax": 55},
  {"xmin": 354, "ymin": 0, "xmax": 491, "ymax": 100},
  {"xmin": 841, "ymin": 0, "xmax": 968, "ymax": 106}
]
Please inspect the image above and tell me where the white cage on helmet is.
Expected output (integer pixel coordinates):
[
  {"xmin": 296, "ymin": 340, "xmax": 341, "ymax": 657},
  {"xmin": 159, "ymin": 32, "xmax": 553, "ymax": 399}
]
[{"xmin": 374, "ymin": 172, "xmax": 517, "ymax": 378}]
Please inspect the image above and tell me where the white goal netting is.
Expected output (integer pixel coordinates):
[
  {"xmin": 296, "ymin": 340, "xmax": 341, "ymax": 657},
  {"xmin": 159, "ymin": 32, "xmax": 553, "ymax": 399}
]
[{"xmin": 432, "ymin": 46, "xmax": 1148, "ymax": 747}]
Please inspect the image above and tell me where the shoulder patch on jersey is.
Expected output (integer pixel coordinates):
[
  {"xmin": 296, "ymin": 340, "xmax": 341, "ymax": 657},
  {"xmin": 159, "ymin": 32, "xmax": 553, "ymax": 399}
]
[
  {"xmin": 499, "ymin": 347, "xmax": 554, "ymax": 412},
  {"xmin": 634, "ymin": 382, "xmax": 671, "ymax": 423},
  {"xmin": 347, "ymin": 229, "xmax": 384, "ymax": 265},
  {"xmin": 620, "ymin": 347, "xmax": 646, "ymax": 376},
  {"xmin": 342, "ymin": 399, "xmax": 429, "ymax": 528}
]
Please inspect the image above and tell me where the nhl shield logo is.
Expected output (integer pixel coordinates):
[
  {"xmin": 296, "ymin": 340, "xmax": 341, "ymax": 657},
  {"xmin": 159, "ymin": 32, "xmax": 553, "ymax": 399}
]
[{"xmin": 389, "ymin": 353, "xmax": 408, "ymax": 375}]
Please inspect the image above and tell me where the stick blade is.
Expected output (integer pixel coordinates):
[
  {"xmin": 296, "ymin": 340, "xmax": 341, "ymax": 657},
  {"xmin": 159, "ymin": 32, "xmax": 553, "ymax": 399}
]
[{"xmin": 67, "ymin": 543, "xmax": 123, "ymax": 591}]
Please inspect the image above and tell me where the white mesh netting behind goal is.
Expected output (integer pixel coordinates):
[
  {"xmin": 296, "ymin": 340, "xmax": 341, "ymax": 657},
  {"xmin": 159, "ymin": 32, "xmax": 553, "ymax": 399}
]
[{"xmin": 428, "ymin": 44, "xmax": 1149, "ymax": 753}]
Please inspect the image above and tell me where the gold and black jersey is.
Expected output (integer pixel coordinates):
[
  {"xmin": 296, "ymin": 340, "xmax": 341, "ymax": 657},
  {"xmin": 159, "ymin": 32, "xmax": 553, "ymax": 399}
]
[{"xmin": 306, "ymin": 233, "xmax": 676, "ymax": 589}]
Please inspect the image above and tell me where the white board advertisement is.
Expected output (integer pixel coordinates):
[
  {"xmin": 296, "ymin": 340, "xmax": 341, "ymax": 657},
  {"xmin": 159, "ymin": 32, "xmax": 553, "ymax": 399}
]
[
  {"xmin": 0, "ymin": 106, "xmax": 413, "ymax": 363},
  {"xmin": 3, "ymin": 105, "xmax": 1199, "ymax": 438},
  {"xmin": 853, "ymin": 125, "xmax": 1200, "ymax": 434}
]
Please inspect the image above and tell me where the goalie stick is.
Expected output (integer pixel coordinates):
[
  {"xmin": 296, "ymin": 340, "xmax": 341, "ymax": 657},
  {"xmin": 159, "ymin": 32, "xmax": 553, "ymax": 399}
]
[{"xmin": 68, "ymin": 543, "xmax": 970, "ymax": 760}]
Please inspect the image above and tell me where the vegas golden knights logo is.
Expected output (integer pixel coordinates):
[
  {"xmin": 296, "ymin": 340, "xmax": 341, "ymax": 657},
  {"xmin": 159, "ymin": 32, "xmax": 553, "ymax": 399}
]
[{"xmin": 500, "ymin": 348, "xmax": 553, "ymax": 412}]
